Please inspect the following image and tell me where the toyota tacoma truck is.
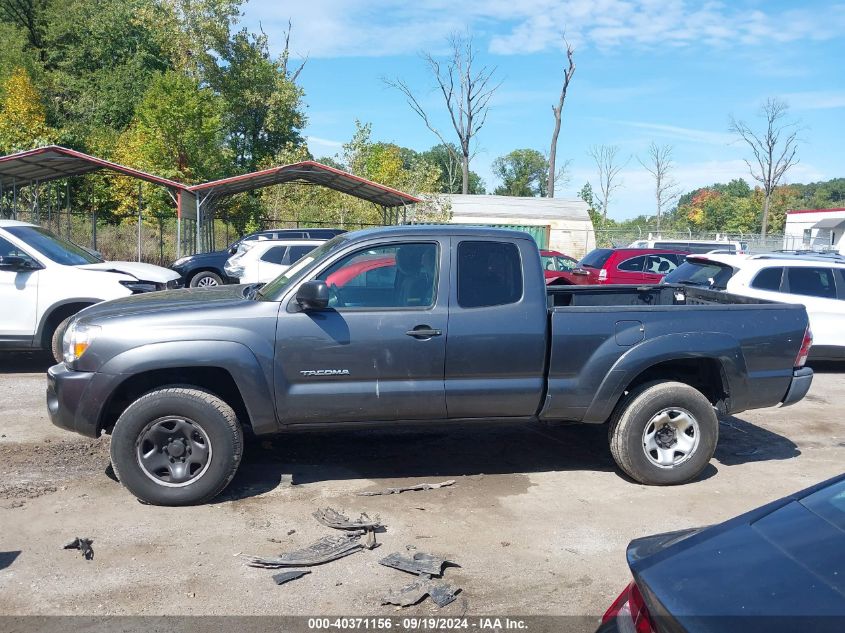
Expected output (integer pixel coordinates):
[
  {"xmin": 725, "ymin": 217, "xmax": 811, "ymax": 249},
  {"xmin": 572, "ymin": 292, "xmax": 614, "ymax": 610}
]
[{"xmin": 47, "ymin": 226, "xmax": 814, "ymax": 505}]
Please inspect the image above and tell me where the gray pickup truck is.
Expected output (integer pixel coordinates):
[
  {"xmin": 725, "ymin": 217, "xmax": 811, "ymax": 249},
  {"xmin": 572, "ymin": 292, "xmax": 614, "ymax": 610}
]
[{"xmin": 47, "ymin": 226, "xmax": 814, "ymax": 505}]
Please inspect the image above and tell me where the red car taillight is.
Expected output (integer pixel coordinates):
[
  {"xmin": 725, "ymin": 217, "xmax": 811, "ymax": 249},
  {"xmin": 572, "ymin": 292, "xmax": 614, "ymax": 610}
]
[
  {"xmin": 795, "ymin": 327, "xmax": 813, "ymax": 369},
  {"xmin": 598, "ymin": 268, "xmax": 608, "ymax": 282},
  {"xmin": 602, "ymin": 582, "xmax": 656, "ymax": 633}
]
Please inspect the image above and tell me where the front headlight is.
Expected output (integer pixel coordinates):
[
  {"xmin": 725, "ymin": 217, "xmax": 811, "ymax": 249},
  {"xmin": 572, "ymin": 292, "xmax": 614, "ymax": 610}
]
[
  {"xmin": 119, "ymin": 280, "xmax": 160, "ymax": 293},
  {"xmin": 63, "ymin": 322, "xmax": 101, "ymax": 364},
  {"xmin": 172, "ymin": 256, "xmax": 190, "ymax": 267}
]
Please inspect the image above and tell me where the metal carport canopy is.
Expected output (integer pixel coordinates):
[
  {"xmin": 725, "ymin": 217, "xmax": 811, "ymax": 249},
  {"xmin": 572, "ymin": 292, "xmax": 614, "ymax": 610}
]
[
  {"xmin": 187, "ymin": 160, "xmax": 421, "ymax": 207},
  {"xmin": 0, "ymin": 145, "xmax": 186, "ymax": 190}
]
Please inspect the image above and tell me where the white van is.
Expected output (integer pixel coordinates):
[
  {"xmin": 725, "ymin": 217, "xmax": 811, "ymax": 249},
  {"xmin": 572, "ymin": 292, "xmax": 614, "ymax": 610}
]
[
  {"xmin": 0, "ymin": 220, "xmax": 180, "ymax": 361},
  {"xmin": 224, "ymin": 239, "xmax": 323, "ymax": 283},
  {"xmin": 629, "ymin": 238, "xmax": 748, "ymax": 254}
]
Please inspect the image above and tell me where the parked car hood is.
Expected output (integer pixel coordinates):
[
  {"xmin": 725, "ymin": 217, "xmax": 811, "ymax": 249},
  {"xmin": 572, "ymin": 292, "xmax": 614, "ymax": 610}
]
[
  {"xmin": 172, "ymin": 250, "xmax": 229, "ymax": 266},
  {"xmin": 78, "ymin": 261, "xmax": 180, "ymax": 283},
  {"xmin": 76, "ymin": 284, "xmax": 252, "ymax": 324}
]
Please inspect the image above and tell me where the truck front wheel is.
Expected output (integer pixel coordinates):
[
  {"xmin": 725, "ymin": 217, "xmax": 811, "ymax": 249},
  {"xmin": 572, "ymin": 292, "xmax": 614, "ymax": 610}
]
[
  {"xmin": 110, "ymin": 387, "xmax": 243, "ymax": 505},
  {"xmin": 608, "ymin": 381, "xmax": 718, "ymax": 485}
]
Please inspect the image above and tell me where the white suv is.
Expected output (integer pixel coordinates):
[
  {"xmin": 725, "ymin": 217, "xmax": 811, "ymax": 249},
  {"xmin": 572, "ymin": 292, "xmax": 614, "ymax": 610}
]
[
  {"xmin": 664, "ymin": 252, "xmax": 845, "ymax": 360},
  {"xmin": 224, "ymin": 239, "xmax": 323, "ymax": 284},
  {"xmin": 0, "ymin": 219, "xmax": 180, "ymax": 361}
]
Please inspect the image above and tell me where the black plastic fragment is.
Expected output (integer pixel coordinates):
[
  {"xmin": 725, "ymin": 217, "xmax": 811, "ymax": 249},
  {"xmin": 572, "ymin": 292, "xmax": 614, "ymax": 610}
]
[
  {"xmin": 63, "ymin": 537, "xmax": 94, "ymax": 561},
  {"xmin": 245, "ymin": 532, "xmax": 364, "ymax": 568},
  {"xmin": 379, "ymin": 551, "xmax": 455, "ymax": 577},
  {"xmin": 272, "ymin": 570, "xmax": 311, "ymax": 585},
  {"xmin": 313, "ymin": 508, "xmax": 382, "ymax": 531},
  {"xmin": 382, "ymin": 579, "xmax": 460, "ymax": 608}
]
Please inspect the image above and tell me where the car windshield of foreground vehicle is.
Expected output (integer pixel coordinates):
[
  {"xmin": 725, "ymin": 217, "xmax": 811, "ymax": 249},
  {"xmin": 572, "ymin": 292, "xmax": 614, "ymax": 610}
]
[
  {"xmin": 801, "ymin": 478, "xmax": 845, "ymax": 531},
  {"xmin": 5, "ymin": 225, "xmax": 103, "ymax": 265},
  {"xmin": 663, "ymin": 259, "xmax": 735, "ymax": 289},
  {"xmin": 257, "ymin": 235, "xmax": 349, "ymax": 300},
  {"xmin": 579, "ymin": 248, "xmax": 613, "ymax": 269}
]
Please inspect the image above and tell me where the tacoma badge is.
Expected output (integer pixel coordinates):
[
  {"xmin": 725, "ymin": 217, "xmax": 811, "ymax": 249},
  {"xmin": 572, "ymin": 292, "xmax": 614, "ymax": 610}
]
[{"xmin": 300, "ymin": 369, "xmax": 351, "ymax": 376}]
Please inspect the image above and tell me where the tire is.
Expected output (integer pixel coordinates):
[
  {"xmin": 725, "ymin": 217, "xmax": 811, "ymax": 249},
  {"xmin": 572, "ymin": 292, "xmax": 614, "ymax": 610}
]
[
  {"xmin": 50, "ymin": 315, "xmax": 75, "ymax": 363},
  {"xmin": 189, "ymin": 271, "xmax": 223, "ymax": 288},
  {"xmin": 608, "ymin": 380, "xmax": 718, "ymax": 486},
  {"xmin": 110, "ymin": 386, "xmax": 243, "ymax": 506}
]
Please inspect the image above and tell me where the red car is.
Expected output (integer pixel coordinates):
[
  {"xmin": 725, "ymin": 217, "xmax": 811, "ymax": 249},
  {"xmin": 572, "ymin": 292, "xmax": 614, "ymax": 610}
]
[
  {"xmin": 563, "ymin": 248, "xmax": 688, "ymax": 285},
  {"xmin": 540, "ymin": 249, "xmax": 580, "ymax": 285},
  {"xmin": 326, "ymin": 254, "xmax": 395, "ymax": 288}
]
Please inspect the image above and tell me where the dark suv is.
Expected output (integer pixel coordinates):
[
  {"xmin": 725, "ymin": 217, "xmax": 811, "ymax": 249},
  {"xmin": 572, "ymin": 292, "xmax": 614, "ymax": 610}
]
[{"xmin": 170, "ymin": 228, "xmax": 346, "ymax": 287}]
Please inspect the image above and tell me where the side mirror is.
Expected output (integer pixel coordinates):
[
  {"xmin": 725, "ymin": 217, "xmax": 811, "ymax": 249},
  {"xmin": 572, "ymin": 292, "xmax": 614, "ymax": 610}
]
[
  {"xmin": 296, "ymin": 280, "xmax": 329, "ymax": 310},
  {"xmin": 0, "ymin": 255, "xmax": 33, "ymax": 272}
]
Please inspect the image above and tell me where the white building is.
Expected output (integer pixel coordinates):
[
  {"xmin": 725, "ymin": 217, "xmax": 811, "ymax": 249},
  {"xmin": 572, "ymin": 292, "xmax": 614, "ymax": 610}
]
[
  {"xmin": 784, "ymin": 208, "xmax": 845, "ymax": 253},
  {"xmin": 439, "ymin": 194, "xmax": 595, "ymax": 258}
]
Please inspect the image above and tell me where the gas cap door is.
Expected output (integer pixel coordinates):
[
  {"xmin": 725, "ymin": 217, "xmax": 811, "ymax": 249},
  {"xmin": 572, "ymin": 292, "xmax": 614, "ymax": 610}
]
[{"xmin": 615, "ymin": 320, "xmax": 645, "ymax": 346}]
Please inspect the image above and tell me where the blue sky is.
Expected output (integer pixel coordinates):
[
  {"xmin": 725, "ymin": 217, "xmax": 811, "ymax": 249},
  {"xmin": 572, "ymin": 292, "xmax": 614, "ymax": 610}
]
[{"xmin": 243, "ymin": 0, "xmax": 845, "ymax": 219}]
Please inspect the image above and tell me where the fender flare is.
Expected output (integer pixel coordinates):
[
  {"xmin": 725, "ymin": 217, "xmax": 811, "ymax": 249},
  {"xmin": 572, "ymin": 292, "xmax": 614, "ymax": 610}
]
[
  {"xmin": 582, "ymin": 332, "xmax": 747, "ymax": 423},
  {"xmin": 99, "ymin": 340, "xmax": 277, "ymax": 435}
]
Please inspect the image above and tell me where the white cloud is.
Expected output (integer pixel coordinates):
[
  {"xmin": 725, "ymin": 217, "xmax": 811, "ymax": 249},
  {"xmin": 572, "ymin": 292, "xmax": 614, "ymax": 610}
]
[
  {"xmin": 607, "ymin": 120, "xmax": 735, "ymax": 145},
  {"xmin": 243, "ymin": 0, "xmax": 845, "ymax": 58},
  {"xmin": 779, "ymin": 91, "xmax": 845, "ymax": 111},
  {"xmin": 306, "ymin": 135, "xmax": 344, "ymax": 159}
]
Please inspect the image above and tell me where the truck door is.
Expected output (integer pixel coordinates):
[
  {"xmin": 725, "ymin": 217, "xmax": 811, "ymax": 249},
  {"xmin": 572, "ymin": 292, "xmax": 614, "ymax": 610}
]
[
  {"xmin": 274, "ymin": 238, "xmax": 448, "ymax": 423},
  {"xmin": 445, "ymin": 238, "xmax": 548, "ymax": 418},
  {"xmin": 0, "ymin": 235, "xmax": 40, "ymax": 343}
]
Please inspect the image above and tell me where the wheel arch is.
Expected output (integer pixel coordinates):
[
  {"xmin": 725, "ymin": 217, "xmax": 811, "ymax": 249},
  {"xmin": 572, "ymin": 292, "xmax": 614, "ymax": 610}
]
[
  {"xmin": 583, "ymin": 333, "xmax": 745, "ymax": 423},
  {"xmin": 96, "ymin": 341, "xmax": 277, "ymax": 436},
  {"xmin": 37, "ymin": 298, "xmax": 100, "ymax": 349}
]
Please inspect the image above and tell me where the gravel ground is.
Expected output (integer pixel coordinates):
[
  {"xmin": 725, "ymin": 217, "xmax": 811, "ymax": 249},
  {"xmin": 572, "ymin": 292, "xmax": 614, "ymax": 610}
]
[{"xmin": 0, "ymin": 352, "xmax": 843, "ymax": 625}]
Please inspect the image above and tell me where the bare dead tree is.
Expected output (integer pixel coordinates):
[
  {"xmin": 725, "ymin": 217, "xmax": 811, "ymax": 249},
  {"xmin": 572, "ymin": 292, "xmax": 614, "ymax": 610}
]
[
  {"xmin": 637, "ymin": 142, "xmax": 680, "ymax": 231},
  {"xmin": 279, "ymin": 19, "xmax": 307, "ymax": 83},
  {"xmin": 547, "ymin": 38, "xmax": 575, "ymax": 198},
  {"xmin": 730, "ymin": 98, "xmax": 800, "ymax": 238},
  {"xmin": 588, "ymin": 145, "xmax": 627, "ymax": 222},
  {"xmin": 384, "ymin": 34, "xmax": 501, "ymax": 194}
]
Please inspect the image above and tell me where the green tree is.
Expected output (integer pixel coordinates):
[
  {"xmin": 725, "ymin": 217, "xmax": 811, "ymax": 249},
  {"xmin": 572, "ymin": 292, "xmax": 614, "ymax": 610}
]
[
  {"xmin": 41, "ymin": 0, "xmax": 170, "ymax": 135},
  {"xmin": 419, "ymin": 143, "xmax": 485, "ymax": 194},
  {"xmin": 492, "ymin": 149, "xmax": 549, "ymax": 197},
  {"xmin": 209, "ymin": 28, "xmax": 306, "ymax": 173},
  {"xmin": 0, "ymin": 66, "xmax": 55, "ymax": 153}
]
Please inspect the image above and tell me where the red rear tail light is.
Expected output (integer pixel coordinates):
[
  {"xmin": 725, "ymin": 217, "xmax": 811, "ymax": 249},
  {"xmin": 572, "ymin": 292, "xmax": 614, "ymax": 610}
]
[
  {"xmin": 795, "ymin": 327, "xmax": 813, "ymax": 369},
  {"xmin": 602, "ymin": 581, "xmax": 657, "ymax": 633},
  {"xmin": 598, "ymin": 268, "xmax": 608, "ymax": 282}
]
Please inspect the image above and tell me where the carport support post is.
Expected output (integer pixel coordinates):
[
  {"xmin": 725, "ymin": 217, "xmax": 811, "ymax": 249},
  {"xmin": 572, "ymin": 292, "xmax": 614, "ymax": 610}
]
[
  {"xmin": 12, "ymin": 180, "xmax": 17, "ymax": 220},
  {"xmin": 196, "ymin": 193, "xmax": 202, "ymax": 255},
  {"xmin": 66, "ymin": 180, "xmax": 71, "ymax": 237},
  {"xmin": 137, "ymin": 182, "xmax": 143, "ymax": 262}
]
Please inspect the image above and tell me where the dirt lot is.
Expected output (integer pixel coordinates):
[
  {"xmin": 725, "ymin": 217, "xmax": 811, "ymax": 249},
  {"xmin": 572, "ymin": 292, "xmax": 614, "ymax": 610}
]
[{"xmin": 0, "ymin": 352, "xmax": 843, "ymax": 624}]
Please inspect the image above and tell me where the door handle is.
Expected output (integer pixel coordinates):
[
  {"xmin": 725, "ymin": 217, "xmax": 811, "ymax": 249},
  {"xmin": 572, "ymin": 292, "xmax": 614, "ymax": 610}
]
[{"xmin": 405, "ymin": 326, "xmax": 442, "ymax": 338}]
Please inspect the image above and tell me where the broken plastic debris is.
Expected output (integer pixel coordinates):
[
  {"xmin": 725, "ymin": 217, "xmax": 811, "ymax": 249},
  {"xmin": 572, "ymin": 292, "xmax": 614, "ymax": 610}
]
[
  {"xmin": 63, "ymin": 537, "xmax": 94, "ymax": 561},
  {"xmin": 379, "ymin": 551, "xmax": 456, "ymax": 577},
  {"xmin": 244, "ymin": 532, "xmax": 364, "ymax": 568},
  {"xmin": 272, "ymin": 570, "xmax": 311, "ymax": 585},
  {"xmin": 382, "ymin": 579, "xmax": 460, "ymax": 608},
  {"xmin": 358, "ymin": 480, "xmax": 456, "ymax": 496},
  {"xmin": 313, "ymin": 508, "xmax": 382, "ymax": 531}
]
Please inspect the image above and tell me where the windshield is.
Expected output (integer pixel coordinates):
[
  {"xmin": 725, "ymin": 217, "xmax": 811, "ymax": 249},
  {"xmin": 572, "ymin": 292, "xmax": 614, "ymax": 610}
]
[
  {"xmin": 663, "ymin": 259, "xmax": 735, "ymax": 289},
  {"xmin": 541, "ymin": 255, "xmax": 576, "ymax": 272},
  {"xmin": 579, "ymin": 248, "xmax": 613, "ymax": 269},
  {"xmin": 257, "ymin": 235, "xmax": 348, "ymax": 300},
  {"xmin": 800, "ymin": 478, "xmax": 845, "ymax": 532},
  {"xmin": 5, "ymin": 225, "xmax": 102, "ymax": 265}
]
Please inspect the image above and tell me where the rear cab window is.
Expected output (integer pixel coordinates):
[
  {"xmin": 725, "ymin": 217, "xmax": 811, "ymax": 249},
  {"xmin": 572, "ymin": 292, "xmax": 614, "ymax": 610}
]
[{"xmin": 458, "ymin": 241, "xmax": 523, "ymax": 308}]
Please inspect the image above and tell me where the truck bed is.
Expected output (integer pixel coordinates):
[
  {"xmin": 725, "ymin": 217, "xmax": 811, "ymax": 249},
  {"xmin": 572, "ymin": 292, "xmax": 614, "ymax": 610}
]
[
  {"xmin": 547, "ymin": 284, "xmax": 778, "ymax": 308},
  {"xmin": 542, "ymin": 283, "xmax": 808, "ymax": 423}
]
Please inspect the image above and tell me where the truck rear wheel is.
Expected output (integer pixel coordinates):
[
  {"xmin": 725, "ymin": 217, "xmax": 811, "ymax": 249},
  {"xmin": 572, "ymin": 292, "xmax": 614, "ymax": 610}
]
[
  {"xmin": 608, "ymin": 380, "xmax": 718, "ymax": 485},
  {"xmin": 110, "ymin": 387, "xmax": 243, "ymax": 505}
]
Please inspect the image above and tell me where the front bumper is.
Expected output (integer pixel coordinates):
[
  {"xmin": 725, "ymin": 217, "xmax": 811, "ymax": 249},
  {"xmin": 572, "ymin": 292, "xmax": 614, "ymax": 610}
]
[
  {"xmin": 47, "ymin": 363, "xmax": 113, "ymax": 437},
  {"xmin": 780, "ymin": 367, "xmax": 814, "ymax": 407}
]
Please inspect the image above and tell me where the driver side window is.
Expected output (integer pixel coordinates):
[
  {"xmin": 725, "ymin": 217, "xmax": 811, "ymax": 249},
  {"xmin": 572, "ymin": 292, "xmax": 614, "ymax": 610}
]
[{"xmin": 316, "ymin": 243, "xmax": 438, "ymax": 309}]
